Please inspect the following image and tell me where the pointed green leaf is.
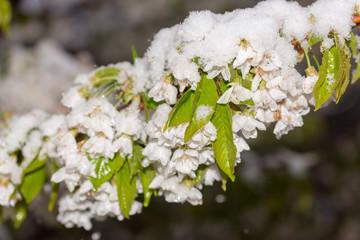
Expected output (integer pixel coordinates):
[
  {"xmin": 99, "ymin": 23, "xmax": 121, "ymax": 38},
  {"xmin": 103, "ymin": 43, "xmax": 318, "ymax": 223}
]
[
  {"xmin": 313, "ymin": 46, "xmax": 341, "ymax": 110},
  {"xmin": 90, "ymin": 154, "xmax": 125, "ymax": 191},
  {"xmin": 211, "ymin": 104, "xmax": 236, "ymax": 182},
  {"xmin": 129, "ymin": 144, "xmax": 142, "ymax": 178},
  {"xmin": 0, "ymin": 0, "xmax": 11, "ymax": 35},
  {"xmin": 184, "ymin": 74, "xmax": 218, "ymax": 142},
  {"xmin": 116, "ymin": 160, "xmax": 137, "ymax": 219},
  {"xmin": 139, "ymin": 166, "xmax": 156, "ymax": 207},
  {"xmin": 194, "ymin": 166, "xmax": 208, "ymax": 187},
  {"xmin": 130, "ymin": 144, "xmax": 155, "ymax": 207},
  {"xmin": 131, "ymin": 45, "xmax": 138, "ymax": 61},
  {"xmin": 14, "ymin": 200, "xmax": 27, "ymax": 229},
  {"xmin": 349, "ymin": 32, "xmax": 357, "ymax": 57},
  {"xmin": 352, "ymin": 57, "xmax": 360, "ymax": 84},
  {"xmin": 308, "ymin": 33, "xmax": 323, "ymax": 47},
  {"xmin": 48, "ymin": 183, "xmax": 59, "ymax": 212},
  {"xmin": 48, "ymin": 161, "xmax": 59, "ymax": 212},
  {"xmin": 220, "ymin": 171, "xmax": 229, "ymax": 191},
  {"xmin": 20, "ymin": 165, "xmax": 46, "ymax": 204},
  {"xmin": 336, "ymin": 46, "xmax": 351, "ymax": 103},
  {"xmin": 163, "ymin": 89, "xmax": 195, "ymax": 132}
]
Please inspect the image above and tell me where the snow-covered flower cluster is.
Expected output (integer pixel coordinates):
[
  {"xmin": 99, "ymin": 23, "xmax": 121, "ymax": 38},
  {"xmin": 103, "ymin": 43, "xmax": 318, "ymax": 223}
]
[
  {"xmin": 0, "ymin": 109, "xmax": 49, "ymax": 208},
  {"xmin": 1, "ymin": 0, "xmax": 360, "ymax": 231}
]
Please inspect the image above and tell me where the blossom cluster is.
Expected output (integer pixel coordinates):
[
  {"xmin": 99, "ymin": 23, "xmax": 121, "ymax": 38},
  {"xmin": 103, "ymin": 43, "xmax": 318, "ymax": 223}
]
[{"xmin": 1, "ymin": 0, "xmax": 360, "ymax": 230}]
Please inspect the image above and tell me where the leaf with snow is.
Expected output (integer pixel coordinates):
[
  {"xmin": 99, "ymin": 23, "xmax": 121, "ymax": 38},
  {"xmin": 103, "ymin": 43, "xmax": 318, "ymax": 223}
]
[
  {"xmin": 352, "ymin": 56, "xmax": 360, "ymax": 84},
  {"xmin": 14, "ymin": 200, "xmax": 27, "ymax": 229},
  {"xmin": 90, "ymin": 153, "xmax": 125, "ymax": 191},
  {"xmin": 116, "ymin": 159, "xmax": 137, "ymax": 219},
  {"xmin": 163, "ymin": 89, "xmax": 195, "ymax": 132},
  {"xmin": 313, "ymin": 46, "xmax": 341, "ymax": 110},
  {"xmin": 211, "ymin": 104, "xmax": 236, "ymax": 182},
  {"xmin": 348, "ymin": 32, "xmax": 357, "ymax": 58},
  {"xmin": 336, "ymin": 45, "xmax": 351, "ymax": 103},
  {"xmin": 308, "ymin": 33, "xmax": 322, "ymax": 47},
  {"xmin": 184, "ymin": 74, "xmax": 218, "ymax": 142}
]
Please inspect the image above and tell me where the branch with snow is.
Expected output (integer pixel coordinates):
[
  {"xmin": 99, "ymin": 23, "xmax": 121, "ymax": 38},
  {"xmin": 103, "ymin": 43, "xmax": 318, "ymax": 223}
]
[{"xmin": 1, "ymin": 0, "xmax": 360, "ymax": 230}]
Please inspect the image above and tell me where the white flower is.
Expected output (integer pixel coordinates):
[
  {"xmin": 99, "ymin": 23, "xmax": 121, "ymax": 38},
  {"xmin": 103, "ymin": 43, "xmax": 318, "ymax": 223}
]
[
  {"xmin": 217, "ymin": 83, "xmax": 253, "ymax": 104},
  {"xmin": 187, "ymin": 122, "xmax": 217, "ymax": 149},
  {"xmin": 67, "ymin": 97, "xmax": 117, "ymax": 140},
  {"xmin": 204, "ymin": 63, "xmax": 231, "ymax": 81},
  {"xmin": 0, "ymin": 150, "xmax": 23, "ymax": 184},
  {"xmin": 233, "ymin": 45, "xmax": 263, "ymax": 76},
  {"xmin": 203, "ymin": 164, "xmax": 221, "ymax": 186},
  {"xmin": 303, "ymin": 75, "xmax": 319, "ymax": 94},
  {"xmin": 61, "ymin": 86, "xmax": 86, "ymax": 109},
  {"xmin": 168, "ymin": 149, "xmax": 199, "ymax": 176},
  {"xmin": 232, "ymin": 114, "xmax": 266, "ymax": 139},
  {"xmin": 148, "ymin": 77, "xmax": 178, "ymax": 105},
  {"xmin": 82, "ymin": 136, "xmax": 115, "ymax": 159},
  {"xmin": 142, "ymin": 142, "xmax": 172, "ymax": 167},
  {"xmin": 269, "ymin": 88, "xmax": 287, "ymax": 102},
  {"xmin": 0, "ymin": 184, "xmax": 18, "ymax": 207},
  {"xmin": 252, "ymin": 89, "xmax": 277, "ymax": 111},
  {"xmin": 112, "ymin": 135, "xmax": 133, "ymax": 158},
  {"xmin": 115, "ymin": 102, "xmax": 145, "ymax": 139},
  {"xmin": 149, "ymin": 175, "xmax": 202, "ymax": 205}
]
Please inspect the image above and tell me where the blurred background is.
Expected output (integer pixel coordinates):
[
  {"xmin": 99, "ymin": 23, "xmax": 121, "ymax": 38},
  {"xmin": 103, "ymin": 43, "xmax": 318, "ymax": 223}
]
[{"xmin": 2, "ymin": 0, "xmax": 360, "ymax": 239}]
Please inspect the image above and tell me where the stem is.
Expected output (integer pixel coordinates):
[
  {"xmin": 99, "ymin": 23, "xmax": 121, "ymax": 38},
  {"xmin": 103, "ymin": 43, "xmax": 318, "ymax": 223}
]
[{"xmin": 309, "ymin": 52, "xmax": 320, "ymax": 70}]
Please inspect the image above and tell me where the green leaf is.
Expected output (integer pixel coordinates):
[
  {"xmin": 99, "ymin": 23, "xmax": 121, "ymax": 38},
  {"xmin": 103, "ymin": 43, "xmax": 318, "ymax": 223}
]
[
  {"xmin": 184, "ymin": 74, "xmax": 218, "ymax": 142},
  {"xmin": 116, "ymin": 160, "xmax": 137, "ymax": 219},
  {"xmin": 349, "ymin": 32, "xmax": 357, "ymax": 57},
  {"xmin": 211, "ymin": 104, "xmax": 236, "ymax": 182},
  {"xmin": 163, "ymin": 89, "xmax": 195, "ymax": 132},
  {"xmin": 94, "ymin": 67, "xmax": 120, "ymax": 79},
  {"xmin": 129, "ymin": 144, "xmax": 143, "ymax": 178},
  {"xmin": 143, "ymin": 91, "xmax": 164, "ymax": 110},
  {"xmin": 48, "ymin": 183, "xmax": 59, "ymax": 212},
  {"xmin": 90, "ymin": 154, "xmax": 125, "ymax": 191},
  {"xmin": 239, "ymin": 98, "xmax": 255, "ymax": 106},
  {"xmin": 308, "ymin": 33, "xmax": 323, "ymax": 47},
  {"xmin": 130, "ymin": 144, "xmax": 155, "ymax": 207},
  {"xmin": 336, "ymin": 45, "xmax": 351, "ymax": 103},
  {"xmin": 23, "ymin": 155, "xmax": 47, "ymax": 175},
  {"xmin": 20, "ymin": 165, "xmax": 46, "ymax": 204},
  {"xmin": 139, "ymin": 166, "xmax": 156, "ymax": 207},
  {"xmin": 313, "ymin": 46, "xmax": 341, "ymax": 110},
  {"xmin": 0, "ymin": 0, "xmax": 11, "ymax": 36},
  {"xmin": 220, "ymin": 171, "xmax": 229, "ymax": 191},
  {"xmin": 352, "ymin": 57, "xmax": 360, "ymax": 84},
  {"xmin": 48, "ymin": 161, "xmax": 59, "ymax": 212},
  {"xmin": 194, "ymin": 166, "xmax": 208, "ymax": 187},
  {"xmin": 14, "ymin": 200, "xmax": 27, "ymax": 229},
  {"xmin": 131, "ymin": 45, "xmax": 138, "ymax": 61},
  {"xmin": 92, "ymin": 67, "xmax": 120, "ymax": 88}
]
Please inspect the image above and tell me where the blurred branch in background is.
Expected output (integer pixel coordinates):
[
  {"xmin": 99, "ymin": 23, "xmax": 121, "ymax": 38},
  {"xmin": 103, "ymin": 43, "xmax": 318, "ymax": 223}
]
[{"xmin": 0, "ymin": 0, "xmax": 11, "ymax": 36}]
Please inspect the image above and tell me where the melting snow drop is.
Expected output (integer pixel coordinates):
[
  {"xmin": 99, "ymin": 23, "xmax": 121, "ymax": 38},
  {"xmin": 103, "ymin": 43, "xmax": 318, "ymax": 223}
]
[{"xmin": 195, "ymin": 105, "xmax": 214, "ymax": 121}]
